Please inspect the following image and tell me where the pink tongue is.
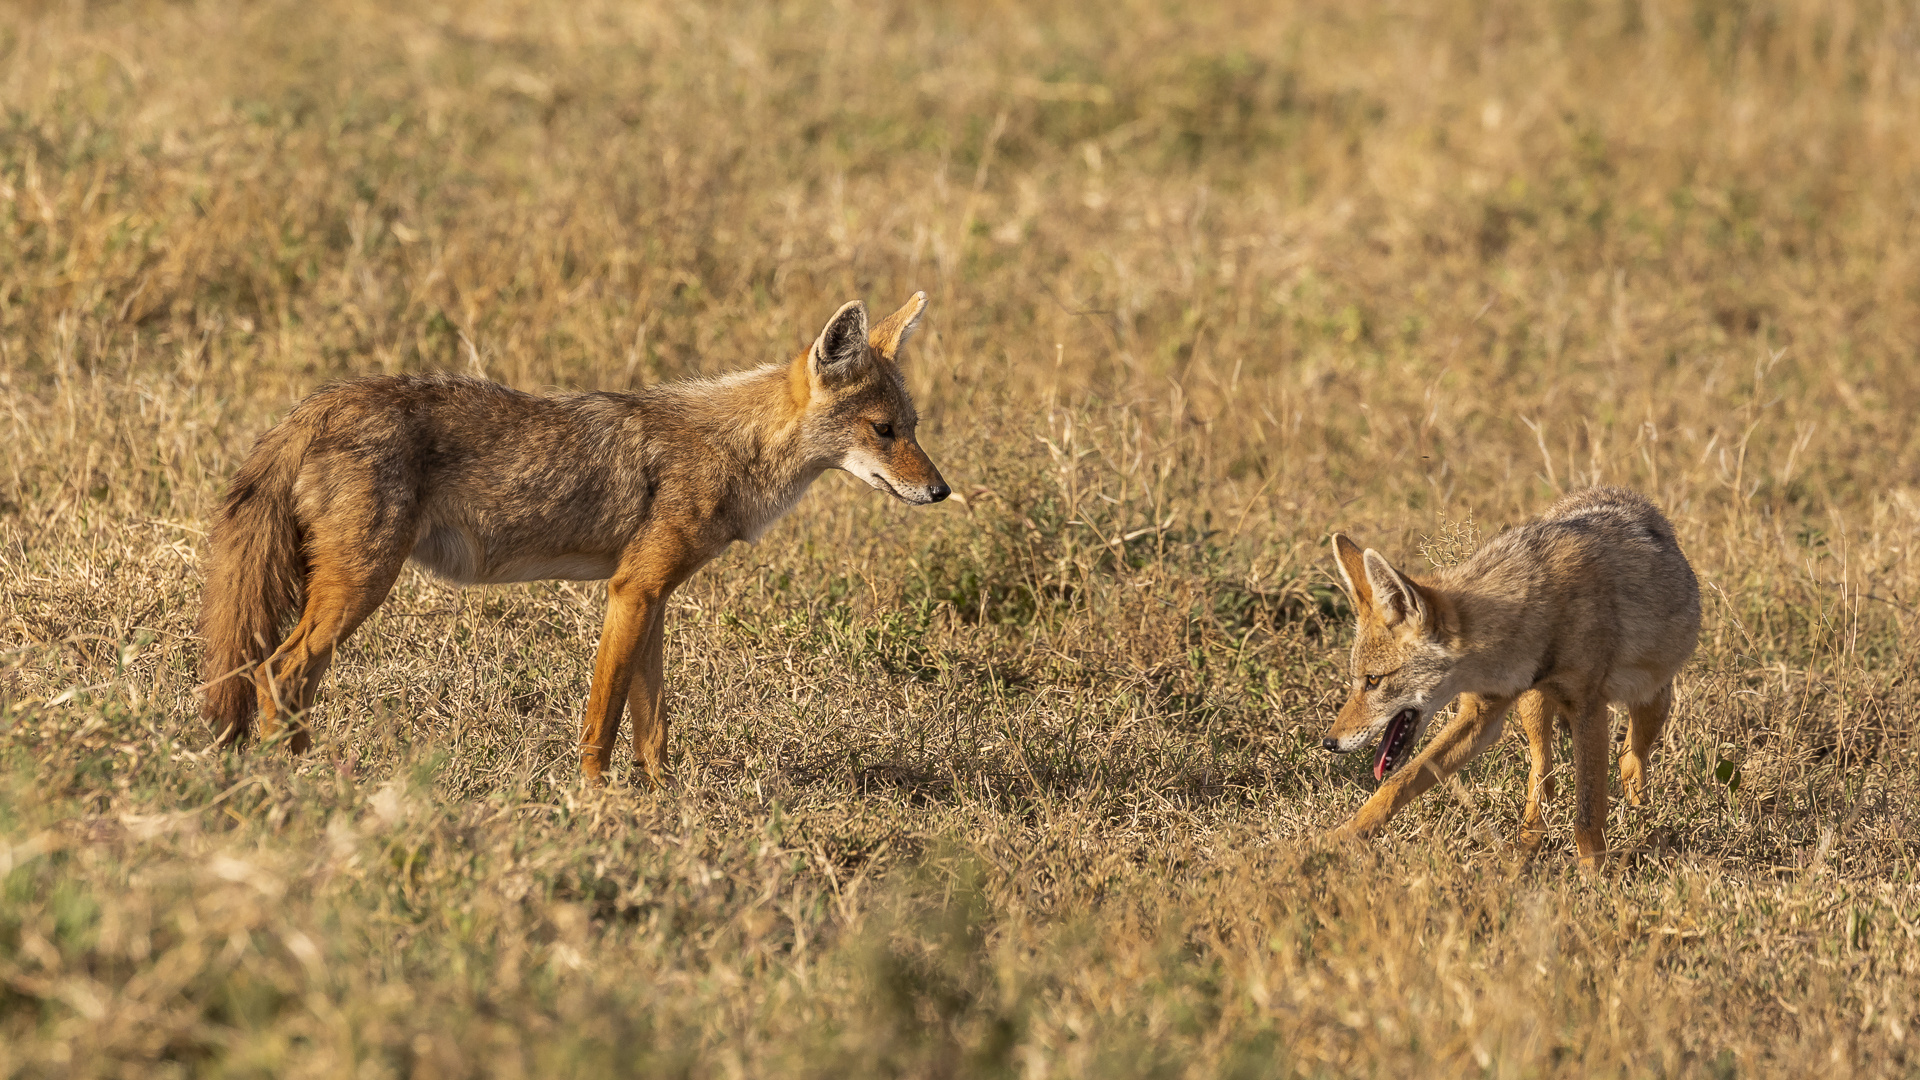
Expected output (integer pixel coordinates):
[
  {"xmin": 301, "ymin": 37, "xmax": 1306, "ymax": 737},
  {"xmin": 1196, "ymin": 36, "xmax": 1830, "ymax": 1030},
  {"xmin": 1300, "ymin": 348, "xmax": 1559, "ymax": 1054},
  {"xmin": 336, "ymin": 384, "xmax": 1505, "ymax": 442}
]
[{"xmin": 1373, "ymin": 713, "xmax": 1407, "ymax": 782}]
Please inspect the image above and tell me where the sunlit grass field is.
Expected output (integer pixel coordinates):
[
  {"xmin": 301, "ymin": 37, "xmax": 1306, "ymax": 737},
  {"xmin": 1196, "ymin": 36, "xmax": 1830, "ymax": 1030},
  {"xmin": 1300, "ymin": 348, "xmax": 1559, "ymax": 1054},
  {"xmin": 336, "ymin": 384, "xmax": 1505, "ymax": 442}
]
[{"xmin": 4, "ymin": 0, "xmax": 1919, "ymax": 1074}]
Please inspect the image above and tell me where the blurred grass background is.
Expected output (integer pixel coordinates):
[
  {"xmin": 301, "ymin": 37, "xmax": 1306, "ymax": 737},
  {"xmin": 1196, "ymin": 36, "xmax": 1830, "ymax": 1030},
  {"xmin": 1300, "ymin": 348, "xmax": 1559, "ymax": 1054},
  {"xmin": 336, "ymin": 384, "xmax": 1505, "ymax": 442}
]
[{"xmin": 3, "ymin": 0, "xmax": 1919, "ymax": 1075}]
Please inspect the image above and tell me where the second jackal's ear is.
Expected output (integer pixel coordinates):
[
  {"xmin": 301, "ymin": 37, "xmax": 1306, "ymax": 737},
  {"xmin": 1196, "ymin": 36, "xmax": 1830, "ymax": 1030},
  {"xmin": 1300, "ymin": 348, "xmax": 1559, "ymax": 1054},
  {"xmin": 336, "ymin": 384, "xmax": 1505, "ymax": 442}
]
[
  {"xmin": 868, "ymin": 291, "xmax": 928, "ymax": 361},
  {"xmin": 1330, "ymin": 533, "xmax": 1373, "ymax": 610},
  {"xmin": 811, "ymin": 300, "xmax": 870, "ymax": 377},
  {"xmin": 1362, "ymin": 549, "xmax": 1429, "ymax": 630}
]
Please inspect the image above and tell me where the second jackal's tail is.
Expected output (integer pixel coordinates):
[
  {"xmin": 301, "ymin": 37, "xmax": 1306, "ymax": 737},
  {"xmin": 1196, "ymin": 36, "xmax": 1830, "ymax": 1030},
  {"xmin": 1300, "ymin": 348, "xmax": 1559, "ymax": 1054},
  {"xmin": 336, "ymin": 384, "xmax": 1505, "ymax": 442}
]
[{"xmin": 197, "ymin": 427, "xmax": 307, "ymax": 746}]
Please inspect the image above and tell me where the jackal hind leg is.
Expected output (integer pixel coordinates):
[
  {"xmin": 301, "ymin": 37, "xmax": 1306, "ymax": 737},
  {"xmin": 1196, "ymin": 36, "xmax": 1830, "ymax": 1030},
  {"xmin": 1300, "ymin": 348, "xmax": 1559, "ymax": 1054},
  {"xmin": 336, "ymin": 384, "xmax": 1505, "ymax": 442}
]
[
  {"xmin": 1515, "ymin": 690, "xmax": 1557, "ymax": 855},
  {"xmin": 1619, "ymin": 682, "xmax": 1673, "ymax": 809},
  {"xmin": 255, "ymin": 517, "xmax": 414, "ymax": 754},
  {"xmin": 1568, "ymin": 696, "xmax": 1613, "ymax": 871}
]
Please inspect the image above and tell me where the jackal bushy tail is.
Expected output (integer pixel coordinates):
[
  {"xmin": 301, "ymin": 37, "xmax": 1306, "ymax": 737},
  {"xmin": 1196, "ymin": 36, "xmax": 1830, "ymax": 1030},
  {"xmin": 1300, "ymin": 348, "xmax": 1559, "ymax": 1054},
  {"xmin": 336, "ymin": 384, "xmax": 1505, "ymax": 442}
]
[{"xmin": 197, "ymin": 425, "xmax": 307, "ymax": 745}]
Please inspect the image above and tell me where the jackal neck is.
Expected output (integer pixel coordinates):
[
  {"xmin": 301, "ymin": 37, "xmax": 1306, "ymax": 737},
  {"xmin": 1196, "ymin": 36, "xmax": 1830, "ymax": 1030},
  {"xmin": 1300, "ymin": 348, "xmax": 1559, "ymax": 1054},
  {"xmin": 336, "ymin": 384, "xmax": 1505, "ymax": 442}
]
[
  {"xmin": 786, "ymin": 350, "xmax": 812, "ymax": 411},
  {"xmin": 1424, "ymin": 562, "xmax": 1549, "ymax": 696},
  {"xmin": 636, "ymin": 361, "xmax": 828, "ymax": 537},
  {"xmin": 1413, "ymin": 578, "xmax": 1460, "ymax": 643},
  {"xmin": 675, "ymin": 364, "xmax": 811, "ymax": 457}
]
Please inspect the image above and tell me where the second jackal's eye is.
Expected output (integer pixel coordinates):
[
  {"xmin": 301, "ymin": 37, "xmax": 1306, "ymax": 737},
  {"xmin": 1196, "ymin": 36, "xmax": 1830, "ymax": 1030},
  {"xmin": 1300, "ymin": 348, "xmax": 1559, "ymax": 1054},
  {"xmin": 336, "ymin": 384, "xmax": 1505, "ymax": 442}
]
[
  {"xmin": 873, "ymin": 422, "xmax": 894, "ymax": 439},
  {"xmin": 1364, "ymin": 673, "xmax": 1383, "ymax": 690}
]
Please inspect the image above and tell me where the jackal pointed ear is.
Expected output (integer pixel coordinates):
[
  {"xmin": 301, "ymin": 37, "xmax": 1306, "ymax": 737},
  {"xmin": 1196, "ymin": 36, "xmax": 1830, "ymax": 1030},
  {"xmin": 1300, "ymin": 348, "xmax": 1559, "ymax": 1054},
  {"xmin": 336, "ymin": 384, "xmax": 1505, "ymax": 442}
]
[
  {"xmin": 1362, "ymin": 548, "xmax": 1429, "ymax": 630},
  {"xmin": 810, "ymin": 300, "xmax": 870, "ymax": 376},
  {"xmin": 1330, "ymin": 533, "xmax": 1373, "ymax": 611},
  {"xmin": 868, "ymin": 291, "xmax": 928, "ymax": 361}
]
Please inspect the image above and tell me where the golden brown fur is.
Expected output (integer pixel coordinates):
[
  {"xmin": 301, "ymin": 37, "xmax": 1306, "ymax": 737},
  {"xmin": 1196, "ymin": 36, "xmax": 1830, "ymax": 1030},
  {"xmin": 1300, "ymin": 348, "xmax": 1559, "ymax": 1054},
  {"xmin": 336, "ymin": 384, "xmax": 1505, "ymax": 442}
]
[
  {"xmin": 198, "ymin": 295, "xmax": 948, "ymax": 782},
  {"xmin": 1320, "ymin": 487, "xmax": 1701, "ymax": 868}
]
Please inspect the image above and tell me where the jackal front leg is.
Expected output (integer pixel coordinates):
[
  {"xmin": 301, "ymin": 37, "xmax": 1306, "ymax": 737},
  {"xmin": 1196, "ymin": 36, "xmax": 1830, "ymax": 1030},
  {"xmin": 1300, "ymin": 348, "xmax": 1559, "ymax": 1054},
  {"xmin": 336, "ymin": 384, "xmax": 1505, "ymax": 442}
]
[
  {"xmin": 624, "ymin": 596, "xmax": 674, "ymax": 788},
  {"xmin": 1334, "ymin": 693, "xmax": 1517, "ymax": 842},
  {"xmin": 1516, "ymin": 690, "xmax": 1557, "ymax": 854},
  {"xmin": 580, "ymin": 578, "xmax": 656, "ymax": 784}
]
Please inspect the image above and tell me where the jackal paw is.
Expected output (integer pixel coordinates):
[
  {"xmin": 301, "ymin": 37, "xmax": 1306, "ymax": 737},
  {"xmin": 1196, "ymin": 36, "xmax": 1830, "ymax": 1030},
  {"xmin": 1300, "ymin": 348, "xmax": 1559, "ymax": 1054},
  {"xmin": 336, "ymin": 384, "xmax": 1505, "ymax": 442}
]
[
  {"xmin": 1619, "ymin": 757, "xmax": 1648, "ymax": 808},
  {"xmin": 1517, "ymin": 824, "xmax": 1548, "ymax": 857},
  {"xmin": 628, "ymin": 767, "xmax": 673, "ymax": 792},
  {"xmin": 1325, "ymin": 824, "xmax": 1364, "ymax": 845}
]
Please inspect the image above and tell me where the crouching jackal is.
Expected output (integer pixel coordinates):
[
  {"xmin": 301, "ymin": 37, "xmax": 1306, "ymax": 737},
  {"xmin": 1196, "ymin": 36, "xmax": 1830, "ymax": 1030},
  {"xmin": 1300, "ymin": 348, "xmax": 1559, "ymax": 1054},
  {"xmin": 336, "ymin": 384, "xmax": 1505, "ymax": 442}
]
[
  {"xmin": 198, "ymin": 294, "xmax": 949, "ymax": 783},
  {"xmin": 1320, "ymin": 488, "xmax": 1700, "ymax": 867}
]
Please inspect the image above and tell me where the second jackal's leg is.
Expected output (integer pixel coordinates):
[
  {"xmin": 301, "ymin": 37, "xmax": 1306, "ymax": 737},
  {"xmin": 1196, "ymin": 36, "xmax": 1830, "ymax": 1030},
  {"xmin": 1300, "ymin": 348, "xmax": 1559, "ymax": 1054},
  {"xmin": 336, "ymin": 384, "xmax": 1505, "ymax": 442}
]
[
  {"xmin": 1568, "ymin": 697, "xmax": 1613, "ymax": 870},
  {"xmin": 1516, "ymin": 690, "xmax": 1557, "ymax": 854},
  {"xmin": 255, "ymin": 546, "xmax": 410, "ymax": 754},
  {"xmin": 626, "ymin": 597, "xmax": 673, "ymax": 786},
  {"xmin": 1619, "ymin": 682, "xmax": 1673, "ymax": 808},
  {"xmin": 1340, "ymin": 693, "xmax": 1517, "ymax": 839}
]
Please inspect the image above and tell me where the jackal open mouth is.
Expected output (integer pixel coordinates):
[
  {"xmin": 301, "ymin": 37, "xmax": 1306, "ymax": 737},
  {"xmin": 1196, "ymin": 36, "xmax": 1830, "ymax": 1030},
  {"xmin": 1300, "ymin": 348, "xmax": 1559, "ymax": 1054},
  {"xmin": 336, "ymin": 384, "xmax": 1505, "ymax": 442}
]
[{"xmin": 1374, "ymin": 708, "xmax": 1419, "ymax": 781}]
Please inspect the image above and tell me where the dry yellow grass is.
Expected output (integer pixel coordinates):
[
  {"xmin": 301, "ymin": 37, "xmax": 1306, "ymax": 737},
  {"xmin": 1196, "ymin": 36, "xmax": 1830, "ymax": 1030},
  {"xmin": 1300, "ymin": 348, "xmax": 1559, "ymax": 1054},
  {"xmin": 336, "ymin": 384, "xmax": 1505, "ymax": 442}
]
[{"xmin": 4, "ymin": 0, "xmax": 1920, "ymax": 1075}]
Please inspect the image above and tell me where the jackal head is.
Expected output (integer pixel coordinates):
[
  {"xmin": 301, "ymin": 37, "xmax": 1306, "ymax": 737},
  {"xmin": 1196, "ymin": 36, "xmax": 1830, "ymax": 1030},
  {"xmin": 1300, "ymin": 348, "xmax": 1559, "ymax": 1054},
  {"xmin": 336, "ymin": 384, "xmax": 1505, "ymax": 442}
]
[
  {"xmin": 803, "ymin": 293, "xmax": 949, "ymax": 505},
  {"xmin": 1322, "ymin": 534, "xmax": 1461, "ymax": 781}
]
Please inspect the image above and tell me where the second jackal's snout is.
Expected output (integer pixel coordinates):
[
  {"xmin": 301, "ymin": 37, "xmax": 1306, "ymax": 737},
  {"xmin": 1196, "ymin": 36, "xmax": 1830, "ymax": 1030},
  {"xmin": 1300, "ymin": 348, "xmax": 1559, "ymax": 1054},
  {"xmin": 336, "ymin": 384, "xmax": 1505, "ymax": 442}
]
[{"xmin": 1320, "ymin": 531, "xmax": 1458, "ymax": 781}]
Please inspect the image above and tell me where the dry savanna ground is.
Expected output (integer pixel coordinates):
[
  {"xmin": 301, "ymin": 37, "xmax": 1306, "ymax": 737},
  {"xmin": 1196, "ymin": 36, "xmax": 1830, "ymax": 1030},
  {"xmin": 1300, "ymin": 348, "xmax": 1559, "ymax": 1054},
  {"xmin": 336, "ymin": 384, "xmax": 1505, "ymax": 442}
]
[{"xmin": 4, "ymin": 0, "xmax": 1920, "ymax": 1076}]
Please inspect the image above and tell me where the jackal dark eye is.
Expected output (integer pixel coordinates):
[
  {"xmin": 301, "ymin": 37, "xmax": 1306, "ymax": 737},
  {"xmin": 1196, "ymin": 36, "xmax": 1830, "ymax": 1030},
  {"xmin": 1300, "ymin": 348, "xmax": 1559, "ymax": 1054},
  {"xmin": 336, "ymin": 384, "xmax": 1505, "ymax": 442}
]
[
  {"xmin": 1363, "ymin": 673, "xmax": 1383, "ymax": 690},
  {"xmin": 873, "ymin": 422, "xmax": 894, "ymax": 439}
]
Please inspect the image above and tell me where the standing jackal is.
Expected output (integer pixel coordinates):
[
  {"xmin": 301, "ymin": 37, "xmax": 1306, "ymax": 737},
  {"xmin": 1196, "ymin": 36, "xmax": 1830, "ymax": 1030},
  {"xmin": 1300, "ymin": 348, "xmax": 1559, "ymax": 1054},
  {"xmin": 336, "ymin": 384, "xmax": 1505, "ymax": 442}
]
[
  {"xmin": 1320, "ymin": 487, "xmax": 1700, "ymax": 867},
  {"xmin": 198, "ymin": 294, "xmax": 949, "ymax": 783}
]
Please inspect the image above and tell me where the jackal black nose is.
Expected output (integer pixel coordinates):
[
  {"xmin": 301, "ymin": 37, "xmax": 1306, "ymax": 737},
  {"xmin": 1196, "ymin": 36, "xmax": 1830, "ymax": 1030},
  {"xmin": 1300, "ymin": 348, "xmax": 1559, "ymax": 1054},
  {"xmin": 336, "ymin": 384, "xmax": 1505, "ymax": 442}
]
[
  {"xmin": 929, "ymin": 482, "xmax": 950, "ymax": 503},
  {"xmin": 1321, "ymin": 737, "xmax": 1339, "ymax": 752}
]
